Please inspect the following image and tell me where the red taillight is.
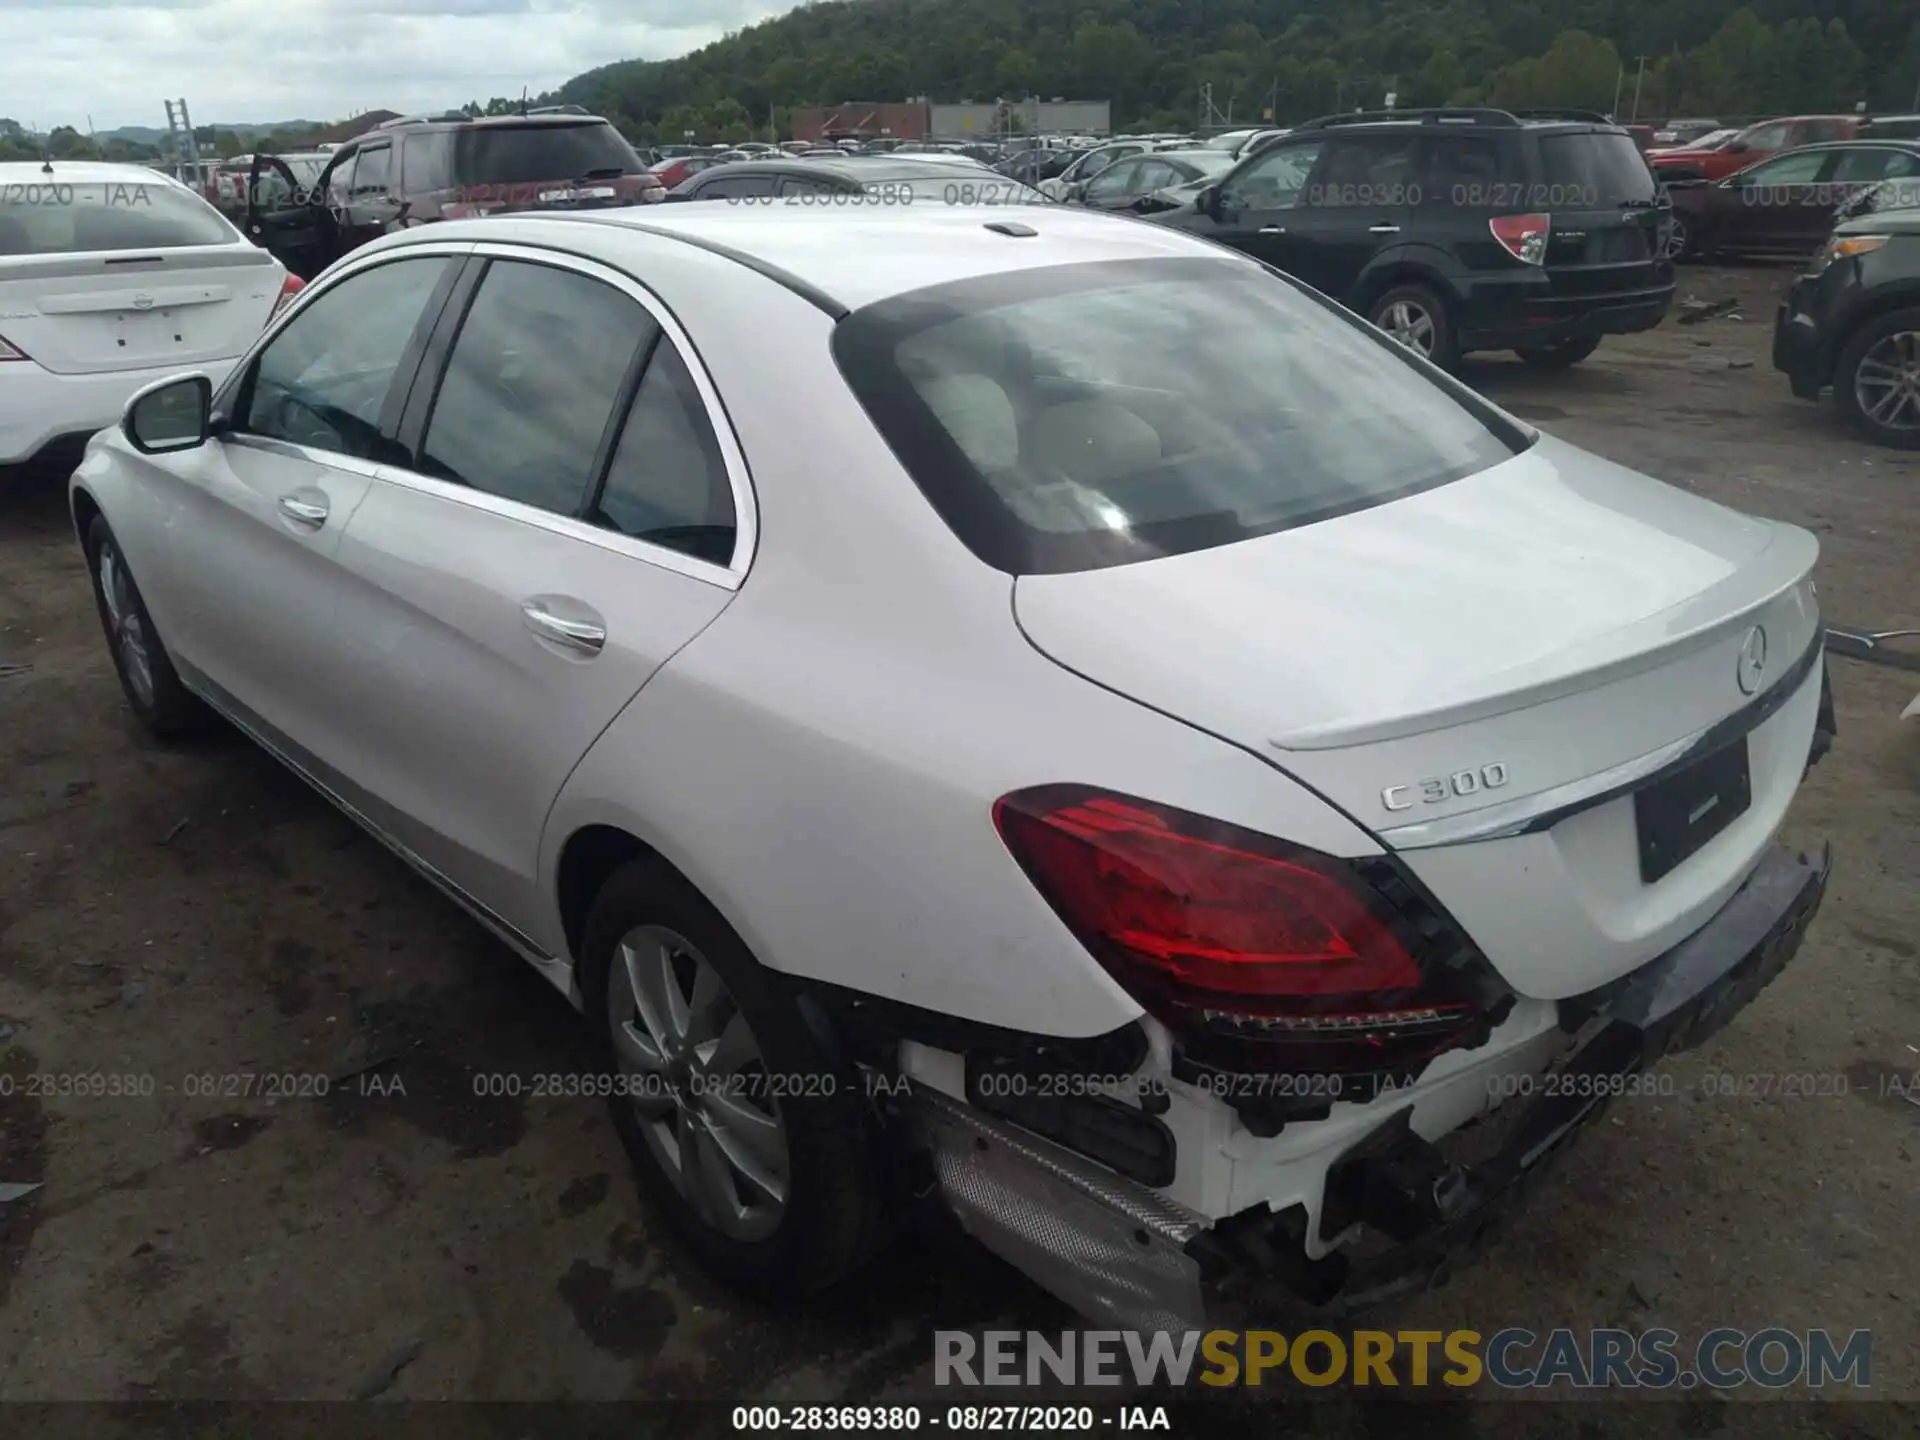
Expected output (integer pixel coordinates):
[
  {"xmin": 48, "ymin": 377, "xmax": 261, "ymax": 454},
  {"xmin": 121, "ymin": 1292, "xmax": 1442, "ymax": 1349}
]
[
  {"xmin": 996, "ymin": 789, "xmax": 1420, "ymax": 999},
  {"xmin": 1489, "ymin": 212, "xmax": 1550, "ymax": 265},
  {"xmin": 270, "ymin": 272, "xmax": 305, "ymax": 318},
  {"xmin": 0, "ymin": 334, "xmax": 29, "ymax": 362}
]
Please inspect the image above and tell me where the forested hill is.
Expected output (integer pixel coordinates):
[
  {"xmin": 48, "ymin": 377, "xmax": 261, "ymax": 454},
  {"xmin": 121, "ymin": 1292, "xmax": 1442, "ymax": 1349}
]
[{"xmin": 544, "ymin": 1, "xmax": 1918, "ymax": 143}]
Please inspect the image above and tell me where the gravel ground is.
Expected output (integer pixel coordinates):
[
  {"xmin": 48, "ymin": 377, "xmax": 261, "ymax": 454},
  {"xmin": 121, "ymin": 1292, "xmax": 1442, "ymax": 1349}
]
[{"xmin": 0, "ymin": 265, "xmax": 1916, "ymax": 1432}]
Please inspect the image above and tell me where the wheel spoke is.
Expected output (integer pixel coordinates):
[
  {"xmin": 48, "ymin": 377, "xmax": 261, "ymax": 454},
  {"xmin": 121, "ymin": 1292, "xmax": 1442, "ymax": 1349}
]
[
  {"xmin": 1865, "ymin": 383, "xmax": 1906, "ymax": 423},
  {"xmin": 1856, "ymin": 358, "xmax": 1901, "ymax": 381},
  {"xmin": 99, "ymin": 547, "xmax": 124, "ymax": 626},
  {"xmin": 689, "ymin": 1120, "xmax": 744, "ymax": 1224},
  {"xmin": 620, "ymin": 937, "xmax": 681, "ymax": 1057},
  {"xmin": 611, "ymin": 1007, "xmax": 669, "ymax": 1073},
  {"xmin": 684, "ymin": 959, "xmax": 727, "ymax": 1047},
  {"xmin": 700, "ymin": 1010, "xmax": 760, "ymax": 1076},
  {"xmin": 702, "ymin": 1089, "xmax": 788, "ymax": 1184}
]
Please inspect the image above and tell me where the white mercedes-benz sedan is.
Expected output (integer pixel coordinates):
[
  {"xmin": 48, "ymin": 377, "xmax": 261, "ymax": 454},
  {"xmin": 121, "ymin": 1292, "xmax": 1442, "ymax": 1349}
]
[
  {"xmin": 69, "ymin": 202, "xmax": 1835, "ymax": 1328},
  {"xmin": 1, "ymin": 161, "xmax": 299, "ymax": 468}
]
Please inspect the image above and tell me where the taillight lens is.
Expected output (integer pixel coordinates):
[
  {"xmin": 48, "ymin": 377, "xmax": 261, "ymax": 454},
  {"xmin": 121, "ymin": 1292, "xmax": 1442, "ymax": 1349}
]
[
  {"xmin": 992, "ymin": 787, "xmax": 1485, "ymax": 1070},
  {"xmin": 0, "ymin": 334, "xmax": 29, "ymax": 362},
  {"xmin": 270, "ymin": 272, "xmax": 305, "ymax": 319},
  {"xmin": 1489, "ymin": 212, "xmax": 1550, "ymax": 265}
]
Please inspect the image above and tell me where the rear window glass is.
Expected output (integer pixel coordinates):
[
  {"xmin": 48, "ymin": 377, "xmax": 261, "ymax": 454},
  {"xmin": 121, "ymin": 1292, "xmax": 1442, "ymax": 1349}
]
[
  {"xmin": 451, "ymin": 122, "xmax": 643, "ymax": 186},
  {"xmin": 833, "ymin": 258, "xmax": 1521, "ymax": 574},
  {"xmin": 1537, "ymin": 132, "xmax": 1657, "ymax": 205},
  {"xmin": 0, "ymin": 180, "xmax": 234, "ymax": 254}
]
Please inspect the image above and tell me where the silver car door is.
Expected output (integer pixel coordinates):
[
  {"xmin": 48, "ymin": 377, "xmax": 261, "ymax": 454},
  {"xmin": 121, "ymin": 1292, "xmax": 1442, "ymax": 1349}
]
[
  {"xmin": 327, "ymin": 247, "xmax": 751, "ymax": 952},
  {"xmin": 154, "ymin": 252, "xmax": 461, "ymax": 759}
]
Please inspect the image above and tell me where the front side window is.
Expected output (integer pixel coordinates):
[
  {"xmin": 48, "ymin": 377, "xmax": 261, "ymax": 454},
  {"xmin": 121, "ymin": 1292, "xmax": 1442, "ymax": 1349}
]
[
  {"xmin": 1307, "ymin": 135, "xmax": 1418, "ymax": 203},
  {"xmin": 418, "ymin": 260, "xmax": 650, "ymax": 515},
  {"xmin": 1084, "ymin": 160, "xmax": 1139, "ymax": 200},
  {"xmin": 833, "ymin": 257, "xmax": 1521, "ymax": 574},
  {"xmin": 326, "ymin": 151, "xmax": 357, "ymax": 207},
  {"xmin": 1739, "ymin": 122, "xmax": 1792, "ymax": 152},
  {"xmin": 591, "ymin": 340, "xmax": 736, "ymax": 565},
  {"xmin": 239, "ymin": 257, "xmax": 449, "ymax": 458},
  {"xmin": 351, "ymin": 144, "xmax": 392, "ymax": 198},
  {"xmin": 1735, "ymin": 149, "xmax": 1831, "ymax": 188},
  {"xmin": 1221, "ymin": 142, "xmax": 1324, "ymax": 211}
]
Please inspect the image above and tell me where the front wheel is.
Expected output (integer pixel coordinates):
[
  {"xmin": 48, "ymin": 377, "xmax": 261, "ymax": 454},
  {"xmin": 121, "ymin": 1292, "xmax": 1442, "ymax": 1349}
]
[
  {"xmin": 83, "ymin": 515, "xmax": 208, "ymax": 736},
  {"xmin": 1366, "ymin": 284, "xmax": 1458, "ymax": 370},
  {"xmin": 1515, "ymin": 336, "xmax": 1602, "ymax": 370},
  {"xmin": 580, "ymin": 857, "xmax": 889, "ymax": 1298},
  {"xmin": 1832, "ymin": 307, "xmax": 1920, "ymax": 450}
]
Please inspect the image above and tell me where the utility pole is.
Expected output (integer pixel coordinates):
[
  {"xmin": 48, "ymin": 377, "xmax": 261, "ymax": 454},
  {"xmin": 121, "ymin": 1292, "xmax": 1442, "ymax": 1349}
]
[
  {"xmin": 1630, "ymin": 56, "xmax": 1648, "ymax": 121},
  {"xmin": 1612, "ymin": 67, "xmax": 1624, "ymax": 119}
]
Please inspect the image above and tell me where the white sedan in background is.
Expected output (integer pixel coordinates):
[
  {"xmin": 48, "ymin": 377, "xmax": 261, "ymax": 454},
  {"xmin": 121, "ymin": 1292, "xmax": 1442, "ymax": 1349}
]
[
  {"xmin": 0, "ymin": 160, "xmax": 298, "ymax": 467},
  {"xmin": 70, "ymin": 203, "xmax": 1832, "ymax": 1329}
]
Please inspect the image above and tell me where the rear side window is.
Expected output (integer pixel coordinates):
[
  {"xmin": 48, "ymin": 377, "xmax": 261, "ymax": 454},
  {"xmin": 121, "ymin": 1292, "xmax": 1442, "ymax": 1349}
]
[
  {"xmin": 592, "ymin": 341, "xmax": 736, "ymax": 565},
  {"xmin": 833, "ymin": 257, "xmax": 1521, "ymax": 574},
  {"xmin": 451, "ymin": 122, "xmax": 642, "ymax": 186},
  {"xmin": 419, "ymin": 260, "xmax": 649, "ymax": 515},
  {"xmin": 401, "ymin": 132, "xmax": 454, "ymax": 193},
  {"xmin": 352, "ymin": 144, "xmax": 392, "ymax": 198},
  {"xmin": 0, "ymin": 181, "xmax": 234, "ymax": 254},
  {"xmin": 1536, "ymin": 132, "xmax": 1657, "ymax": 205},
  {"xmin": 1418, "ymin": 136, "xmax": 1525, "ymax": 204}
]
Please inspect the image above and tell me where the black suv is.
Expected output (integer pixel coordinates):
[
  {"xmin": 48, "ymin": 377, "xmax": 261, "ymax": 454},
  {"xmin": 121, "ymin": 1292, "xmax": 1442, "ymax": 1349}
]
[
  {"xmin": 1774, "ymin": 184, "xmax": 1920, "ymax": 448},
  {"xmin": 244, "ymin": 110, "xmax": 665, "ymax": 279},
  {"xmin": 1145, "ymin": 107, "xmax": 1675, "ymax": 370}
]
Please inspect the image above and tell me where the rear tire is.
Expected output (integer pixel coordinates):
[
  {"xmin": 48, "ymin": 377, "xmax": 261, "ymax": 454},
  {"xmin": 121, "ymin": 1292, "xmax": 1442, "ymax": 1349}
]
[
  {"xmin": 580, "ymin": 856, "xmax": 889, "ymax": 1298},
  {"xmin": 83, "ymin": 515, "xmax": 209, "ymax": 737},
  {"xmin": 1366, "ymin": 284, "xmax": 1458, "ymax": 370},
  {"xmin": 1515, "ymin": 336, "xmax": 1602, "ymax": 370},
  {"xmin": 1832, "ymin": 307, "xmax": 1920, "ymax": 450}
]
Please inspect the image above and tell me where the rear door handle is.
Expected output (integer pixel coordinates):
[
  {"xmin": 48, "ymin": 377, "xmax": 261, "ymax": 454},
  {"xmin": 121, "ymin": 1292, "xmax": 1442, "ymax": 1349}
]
[
  {"xmin": 521, "ymin": 598, "xmax": 606, "ymax": 656},
  {"xmin": 1259, "ymin": 225, "xmax": 1286, "ymax": 234},
  {"xmin": 1369, "ymin": 223, "xmax": 1401, "ymax": 234},
  {"xmin": 277, "ymin": 492, "xmax": 328, "ymax": 527}
]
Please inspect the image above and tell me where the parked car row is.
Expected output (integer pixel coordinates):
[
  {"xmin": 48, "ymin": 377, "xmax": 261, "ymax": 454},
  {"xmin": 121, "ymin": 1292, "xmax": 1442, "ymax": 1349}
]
[{"xmin": 63, "ymin": 189, "xmax": 1834, "ymax": 1331}]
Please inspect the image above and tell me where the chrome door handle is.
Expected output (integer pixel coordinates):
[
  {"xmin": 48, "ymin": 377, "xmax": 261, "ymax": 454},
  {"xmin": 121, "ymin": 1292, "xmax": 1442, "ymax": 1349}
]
[
  {"xmin": 1259, "ymin": 225, "xmax": 1286, "ymax": 234},
  {"xmin": 278, "ymin": 494, "xmax": 328, "ymax": 526},
  {"xmin": 521, "ymin": 600, "xmax": 605, "ymax": 655},
  {"xmin": 1369, "ymin": 223, "xmax": 1401, "ymax": 234}
]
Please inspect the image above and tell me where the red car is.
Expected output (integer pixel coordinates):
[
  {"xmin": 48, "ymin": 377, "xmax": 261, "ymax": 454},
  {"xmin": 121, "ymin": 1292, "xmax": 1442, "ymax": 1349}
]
[
  {"xmin": 1649, "ymin": 115, "xmax": 1860, "ymax": 182},
  {"xmin": 649, "ymin": 154, "xmax": 725, "ymax": 189}
]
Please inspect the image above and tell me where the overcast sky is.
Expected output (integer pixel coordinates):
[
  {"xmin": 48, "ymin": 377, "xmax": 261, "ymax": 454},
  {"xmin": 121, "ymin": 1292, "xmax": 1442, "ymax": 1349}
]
[{"xmin": 0, "ymin": 0, "xmax": 794, "ymax": 132}]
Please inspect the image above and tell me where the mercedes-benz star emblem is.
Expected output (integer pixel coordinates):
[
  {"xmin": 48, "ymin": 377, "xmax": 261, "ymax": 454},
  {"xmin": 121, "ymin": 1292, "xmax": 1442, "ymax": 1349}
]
[
  {"xmin": 130, "ymin": 294, "xmax": 154, "ymax": 310},
  {"xmin": 1736, "ymin": 626, "xmax": 1768, "ymax": 696}
]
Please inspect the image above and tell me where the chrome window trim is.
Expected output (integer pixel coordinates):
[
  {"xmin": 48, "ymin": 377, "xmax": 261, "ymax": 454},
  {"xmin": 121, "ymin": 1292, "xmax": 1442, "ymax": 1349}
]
[
  {"xmin": 380, "ymin": 239, "xmax": 757, "ymax": 588},
  {"xmin": 1380, "ymin": 634, "xmax": 1825, "ymax": 851},
  {"xmin": 210, "ymin": 242, "xmax": 478, "ymax": 418},
  {"xmin": 222, "ymin": 433, "xmax": 388, "ymax": 479}
]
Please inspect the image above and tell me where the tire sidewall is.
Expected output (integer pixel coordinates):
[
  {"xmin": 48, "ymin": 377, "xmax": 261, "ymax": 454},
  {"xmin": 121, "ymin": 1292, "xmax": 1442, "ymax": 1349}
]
[{"xmin": 579, "ymin": 858, "xmax": 881, "ymax": 1295}]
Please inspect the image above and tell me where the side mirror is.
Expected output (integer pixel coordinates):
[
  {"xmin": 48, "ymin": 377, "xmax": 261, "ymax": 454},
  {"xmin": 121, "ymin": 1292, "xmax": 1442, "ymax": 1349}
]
[{"xmin": 123, "ymin": 375, "xmax": 212, "ymax": 455}]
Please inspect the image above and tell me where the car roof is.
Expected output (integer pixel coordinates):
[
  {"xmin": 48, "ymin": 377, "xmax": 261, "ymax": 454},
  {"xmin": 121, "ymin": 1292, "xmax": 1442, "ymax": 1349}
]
[
  {"xmin": 0, "ymin": 160, "xmax": 189, "ymax": 185},
  {"xmin": 691, "ymin": 157, "xmax": 992, "ymax": 183},
  {"xmin": 405, "ymin": 204, "xmax": 1242, "ymax": 315}
]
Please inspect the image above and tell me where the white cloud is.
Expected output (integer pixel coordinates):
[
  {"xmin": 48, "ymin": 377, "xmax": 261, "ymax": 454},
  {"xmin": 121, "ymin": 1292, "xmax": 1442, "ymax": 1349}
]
[{"xmin": 0, "ymin": 0, "xmax": 794, "ymax": 132}]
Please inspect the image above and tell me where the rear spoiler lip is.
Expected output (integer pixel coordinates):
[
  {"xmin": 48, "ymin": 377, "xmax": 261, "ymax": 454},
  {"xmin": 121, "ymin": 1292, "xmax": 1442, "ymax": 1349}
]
[{"xmin": 0, "ymin": 245, "xmax": 275, "ymax": 281}]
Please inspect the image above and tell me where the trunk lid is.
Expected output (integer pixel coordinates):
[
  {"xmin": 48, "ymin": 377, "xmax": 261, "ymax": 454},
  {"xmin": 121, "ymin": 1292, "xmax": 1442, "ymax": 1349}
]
[
  {"xmin": 0, "ymin": 247, "xmax": 283, "ymax": 375},
  {"xmin": 1015, "ymin": 437, "xmax": 1823, "ymax": 999},
  {"xmin": 0, "ymin": 179, "xmax": 281, "ymax": 375}
]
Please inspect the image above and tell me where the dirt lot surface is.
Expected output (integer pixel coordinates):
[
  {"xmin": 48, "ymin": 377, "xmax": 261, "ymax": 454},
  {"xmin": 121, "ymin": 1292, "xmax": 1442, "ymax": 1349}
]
[{"xmin": 1, "ymin": 265, "xmax": 1917, "ymax": 1433}]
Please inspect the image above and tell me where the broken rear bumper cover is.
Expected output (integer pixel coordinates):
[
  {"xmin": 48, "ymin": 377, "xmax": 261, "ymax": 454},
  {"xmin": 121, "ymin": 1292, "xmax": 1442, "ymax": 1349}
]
[{"xmin": 902, "ymin": 841, "xmax": 1831, "ymax": 1330}]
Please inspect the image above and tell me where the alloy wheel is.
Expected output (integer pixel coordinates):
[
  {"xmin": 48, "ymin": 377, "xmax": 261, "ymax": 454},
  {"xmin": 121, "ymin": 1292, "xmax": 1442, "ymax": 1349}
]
[
  {"xmin": 1853, "ymin": 330, "xmax": 1920, "ymax": 435},
  {"xmin": 97, "ymin": 541, "xmax": 155, "ymax": 709},
  {"xmin": 1378, "ymin": 299, "xmax": 1437, "ymax": 357},
  {"xmin": 1665, "ymin": 217, "xmax": 1689, "ymax": 260},
  {"xmin": 606, "ymin": 924, "xmax": 789, "ymax": 1242}
]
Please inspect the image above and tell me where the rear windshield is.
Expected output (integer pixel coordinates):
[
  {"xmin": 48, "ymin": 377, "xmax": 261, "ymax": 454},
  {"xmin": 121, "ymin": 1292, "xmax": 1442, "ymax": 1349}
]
[
  {"xmin": 0, "ymin": 180, "xmax": 234, "ymax": 254},
  {"xmin": 833, "ymin": 257, "xmax": 1521, "ymax": 574},
  {"xmin": 451, "ymin": 122, "xmax": 643, "ymax": 186},
  {"xmin": 1537, "ymin": 132, "xmax": 1658, "ymax": 205}
]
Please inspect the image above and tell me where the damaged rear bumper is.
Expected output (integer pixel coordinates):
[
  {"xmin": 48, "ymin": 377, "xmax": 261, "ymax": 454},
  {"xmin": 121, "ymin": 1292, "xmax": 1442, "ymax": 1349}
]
[{"xmin": 903, "ymin": 841, "xmax": 1831, "ymax": 1330}]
